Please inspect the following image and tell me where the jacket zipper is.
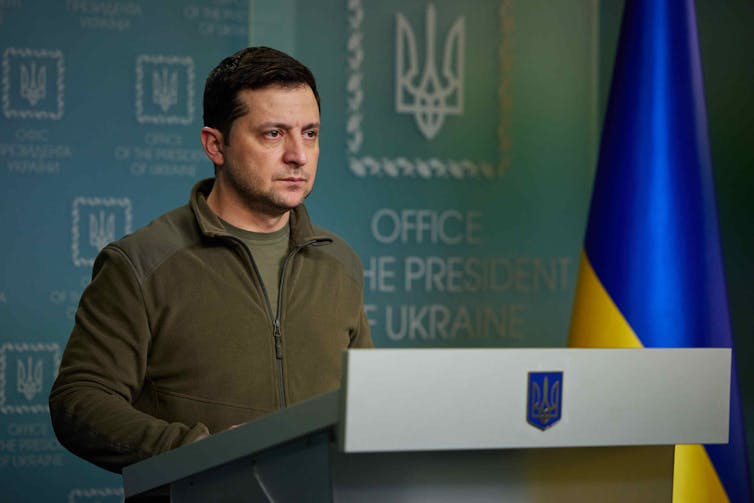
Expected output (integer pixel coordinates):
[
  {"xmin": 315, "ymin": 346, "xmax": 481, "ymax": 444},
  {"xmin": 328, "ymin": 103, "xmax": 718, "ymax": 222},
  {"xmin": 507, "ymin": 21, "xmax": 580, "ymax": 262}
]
[
  {"xmin": 272, "ymin": 238, "xmax": 331, "ymax": 408},
  {"xmin": 222, "ymin": 236, "xmax": 284, "ymax": 406},
  {"xmin": 224, "ymin": 234, "xmax": 332, "ymax": 409}
]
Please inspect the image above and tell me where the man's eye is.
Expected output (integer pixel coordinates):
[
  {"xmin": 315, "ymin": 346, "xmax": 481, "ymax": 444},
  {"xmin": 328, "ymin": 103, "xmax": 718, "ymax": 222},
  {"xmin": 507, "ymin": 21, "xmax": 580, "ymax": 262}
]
[
  {"xmin": 265, "ymin": 130, "xmax": 281, "ymax": 138},
  {"xmin": 305, "ymin": 130, "xmax": 318, "ymax": 139}
]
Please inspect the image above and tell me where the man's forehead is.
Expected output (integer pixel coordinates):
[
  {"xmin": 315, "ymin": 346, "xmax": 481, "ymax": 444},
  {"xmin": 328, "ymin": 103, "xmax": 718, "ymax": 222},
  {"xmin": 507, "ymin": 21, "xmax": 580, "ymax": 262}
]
[
  {"xmin": 238, "ymin": 84, "xmax": 315, "ymax": 101},
  {"xmin": 238, "ymin": 85, "xmax": 317, "ymax": 112}
]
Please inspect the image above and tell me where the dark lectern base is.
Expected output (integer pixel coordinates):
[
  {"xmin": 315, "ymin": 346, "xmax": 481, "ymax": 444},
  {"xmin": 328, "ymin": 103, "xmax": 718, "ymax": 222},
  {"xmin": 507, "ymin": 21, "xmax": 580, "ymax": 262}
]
[{"xmin": 167, "ymin": 430, "xmax": 673, "ymax": 502}]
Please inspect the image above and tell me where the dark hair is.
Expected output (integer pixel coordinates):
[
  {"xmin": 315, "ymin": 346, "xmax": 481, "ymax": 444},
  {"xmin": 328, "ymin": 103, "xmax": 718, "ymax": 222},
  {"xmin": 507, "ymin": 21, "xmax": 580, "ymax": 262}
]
[{"xmin": 203, "ymin": 46, "xmax": 320, "ymax": 142}]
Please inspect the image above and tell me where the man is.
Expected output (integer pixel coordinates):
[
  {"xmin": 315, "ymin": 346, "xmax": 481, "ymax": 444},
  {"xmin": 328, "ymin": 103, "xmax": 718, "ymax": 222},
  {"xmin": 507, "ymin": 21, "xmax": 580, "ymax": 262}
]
[{"xmin": 49, "ymin": 47, "xmax": 373, "ymax": 473}]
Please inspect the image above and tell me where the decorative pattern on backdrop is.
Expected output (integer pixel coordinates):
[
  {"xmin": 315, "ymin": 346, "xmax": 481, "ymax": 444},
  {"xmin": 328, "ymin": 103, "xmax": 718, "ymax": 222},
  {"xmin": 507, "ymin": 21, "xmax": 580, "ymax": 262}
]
[{"xmin": 346, "ymin": 0, "xmax": 512, "ymax": 179}]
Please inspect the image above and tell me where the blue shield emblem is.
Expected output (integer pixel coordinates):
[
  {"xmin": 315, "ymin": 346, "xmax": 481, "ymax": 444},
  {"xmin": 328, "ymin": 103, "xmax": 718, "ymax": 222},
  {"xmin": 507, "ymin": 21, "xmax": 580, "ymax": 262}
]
[{"xmin": 527, "ymin": 371, "xmax": 563, "ymax": 430}]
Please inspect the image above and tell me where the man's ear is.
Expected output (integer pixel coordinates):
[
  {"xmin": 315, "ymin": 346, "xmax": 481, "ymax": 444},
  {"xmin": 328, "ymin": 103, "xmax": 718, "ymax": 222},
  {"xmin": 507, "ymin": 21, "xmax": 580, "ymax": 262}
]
[{"xmin": 200, "ymin": 127, "xmax": 225, "ymax": 166}]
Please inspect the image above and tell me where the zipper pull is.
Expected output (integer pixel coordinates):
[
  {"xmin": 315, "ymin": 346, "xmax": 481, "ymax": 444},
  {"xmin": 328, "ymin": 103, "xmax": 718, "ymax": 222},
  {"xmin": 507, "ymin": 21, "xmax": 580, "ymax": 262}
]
[{"xmin": 273, "ymin": 319, "xmax": 283, "ymax": 359}]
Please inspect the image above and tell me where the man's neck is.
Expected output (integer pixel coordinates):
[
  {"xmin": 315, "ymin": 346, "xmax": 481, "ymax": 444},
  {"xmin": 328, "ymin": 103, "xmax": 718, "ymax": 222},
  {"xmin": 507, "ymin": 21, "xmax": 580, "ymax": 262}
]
[{"xmin": 206, "ymin": 183, "xmax": 290, "ymax": 233}]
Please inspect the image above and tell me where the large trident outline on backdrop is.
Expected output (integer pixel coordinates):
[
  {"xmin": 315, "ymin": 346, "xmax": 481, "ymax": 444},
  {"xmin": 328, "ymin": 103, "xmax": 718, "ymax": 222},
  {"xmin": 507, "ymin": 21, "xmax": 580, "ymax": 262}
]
[{"xmin": 396, "ymin": 3, "xmax": 465, "ymax": 141}]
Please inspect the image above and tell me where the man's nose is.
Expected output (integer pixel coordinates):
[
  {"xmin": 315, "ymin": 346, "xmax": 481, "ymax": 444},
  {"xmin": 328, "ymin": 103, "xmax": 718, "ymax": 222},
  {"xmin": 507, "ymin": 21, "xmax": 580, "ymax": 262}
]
[{"xmin": 283, "ymin": 135, "xmax": 307, "ymax": 166}]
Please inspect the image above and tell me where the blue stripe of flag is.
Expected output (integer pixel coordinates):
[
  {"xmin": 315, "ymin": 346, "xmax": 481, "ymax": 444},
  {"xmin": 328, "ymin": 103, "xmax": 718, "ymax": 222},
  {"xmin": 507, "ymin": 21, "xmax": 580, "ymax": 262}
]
[{"xmin": 582, "ymin": 0, "xmax": 752, "ymax": 500}]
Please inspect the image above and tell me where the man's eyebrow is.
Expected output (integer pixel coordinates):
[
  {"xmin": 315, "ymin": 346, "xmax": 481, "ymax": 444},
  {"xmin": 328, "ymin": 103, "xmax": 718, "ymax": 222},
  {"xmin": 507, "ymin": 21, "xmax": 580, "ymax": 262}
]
[{"xmin": 257, "ymin": 121, "xmax": 321, "ymax": 130}]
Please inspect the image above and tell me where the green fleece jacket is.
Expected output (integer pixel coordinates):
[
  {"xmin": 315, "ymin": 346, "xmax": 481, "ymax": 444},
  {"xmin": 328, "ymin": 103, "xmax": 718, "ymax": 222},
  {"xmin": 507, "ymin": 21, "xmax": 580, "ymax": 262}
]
[{"xmin": 49, "ymin": 178, "xmax": 372, "ymax": 473}]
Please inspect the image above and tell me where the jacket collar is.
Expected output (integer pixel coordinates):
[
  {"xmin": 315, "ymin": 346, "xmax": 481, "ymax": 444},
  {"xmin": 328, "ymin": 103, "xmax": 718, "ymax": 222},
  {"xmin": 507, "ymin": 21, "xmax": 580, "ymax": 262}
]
[{"xmin": 189, "ymin": 178, "xmax": 322, "ymax": 246}]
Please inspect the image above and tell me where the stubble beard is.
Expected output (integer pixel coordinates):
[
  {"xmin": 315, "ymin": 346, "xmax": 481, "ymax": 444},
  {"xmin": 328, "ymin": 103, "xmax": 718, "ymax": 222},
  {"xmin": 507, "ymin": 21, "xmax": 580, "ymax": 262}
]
[{"xmin": 225, "ymin": 165, "xmax": 311, "ymax": 219}]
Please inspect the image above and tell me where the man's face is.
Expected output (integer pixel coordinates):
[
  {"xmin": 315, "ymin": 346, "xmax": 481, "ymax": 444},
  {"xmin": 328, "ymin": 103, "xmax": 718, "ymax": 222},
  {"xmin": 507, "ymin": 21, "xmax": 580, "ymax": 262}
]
[{"xmin": 217, "ymin": 85, "xmax": 320, "ymax": 218}]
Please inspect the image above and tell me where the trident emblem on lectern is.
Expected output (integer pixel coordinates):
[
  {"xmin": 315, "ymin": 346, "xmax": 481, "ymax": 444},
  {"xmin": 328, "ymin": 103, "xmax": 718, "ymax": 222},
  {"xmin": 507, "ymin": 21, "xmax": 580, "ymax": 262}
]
[
  {"xmin": 527, "ymin": 371, "xmax": 563, "ymax": 430},
  {"xmin": 395, "ymin": 4, "xmax": 465, "ymax": 140}
]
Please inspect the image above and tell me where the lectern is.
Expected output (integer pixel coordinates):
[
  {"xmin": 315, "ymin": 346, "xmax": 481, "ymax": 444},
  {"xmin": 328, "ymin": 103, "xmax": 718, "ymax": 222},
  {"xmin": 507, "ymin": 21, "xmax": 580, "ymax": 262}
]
[{"xmin": 123, "ymin": 348, "xmax": 731, "ymax": 502}]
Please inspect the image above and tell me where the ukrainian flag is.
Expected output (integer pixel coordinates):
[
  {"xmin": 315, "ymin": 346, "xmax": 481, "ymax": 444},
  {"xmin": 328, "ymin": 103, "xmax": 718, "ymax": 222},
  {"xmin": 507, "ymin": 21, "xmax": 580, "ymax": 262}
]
[{"xmin": 568, "ymin": 0, "xmax": 752, "ymax": 501}]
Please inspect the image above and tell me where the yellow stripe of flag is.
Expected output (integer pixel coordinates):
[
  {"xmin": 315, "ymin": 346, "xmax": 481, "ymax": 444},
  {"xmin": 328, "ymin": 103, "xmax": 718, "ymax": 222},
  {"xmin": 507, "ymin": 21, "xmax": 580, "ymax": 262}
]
[{"xmin": 568, "ymin": 252, "xmax": 728, "ymax": 501}]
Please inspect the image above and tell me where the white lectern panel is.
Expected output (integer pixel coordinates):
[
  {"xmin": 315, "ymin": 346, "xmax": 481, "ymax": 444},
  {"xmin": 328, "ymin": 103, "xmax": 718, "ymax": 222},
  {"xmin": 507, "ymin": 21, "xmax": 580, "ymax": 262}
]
[{"xmin": 339, "ymin": 348, "xmax": 730, "ymax": 452}]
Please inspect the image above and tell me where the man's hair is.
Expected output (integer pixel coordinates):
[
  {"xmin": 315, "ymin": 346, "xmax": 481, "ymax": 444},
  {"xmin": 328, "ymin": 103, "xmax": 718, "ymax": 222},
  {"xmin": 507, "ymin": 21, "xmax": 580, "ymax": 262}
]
[{"xmin": 203, "ymin": 46, "xmax": 320, "ymax": 142}]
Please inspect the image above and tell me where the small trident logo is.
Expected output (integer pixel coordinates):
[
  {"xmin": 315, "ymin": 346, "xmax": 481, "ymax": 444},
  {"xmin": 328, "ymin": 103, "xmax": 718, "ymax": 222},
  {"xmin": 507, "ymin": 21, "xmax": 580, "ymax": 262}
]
[
  {"xmin": 17, "ymin": 357, "xmax": 43, "ymax": 401},
  {"xmin": 396, "ymin": 4, "xmax": 465, "ymax": 140},
  {"xmin": 152, "ymin": 67, "xmax": 178, "ymax": 112},
  {"xmin": 89, "ymin": 210, "xmax": 115, "ymax": 251},
  {"xmin": 527, "ymin": 371, "xmax": 563, "ymax": 430},
  {"xmin": 20, "ymin": 61, "xmax": 47, "ymax": 106}
]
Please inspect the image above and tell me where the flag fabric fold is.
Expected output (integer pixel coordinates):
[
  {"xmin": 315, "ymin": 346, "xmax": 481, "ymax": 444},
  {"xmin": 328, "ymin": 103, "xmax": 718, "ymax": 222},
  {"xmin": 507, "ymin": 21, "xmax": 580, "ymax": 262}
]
[{"xmin": 568, "ymin": 0, "xmax": 752, "ymax": 501}]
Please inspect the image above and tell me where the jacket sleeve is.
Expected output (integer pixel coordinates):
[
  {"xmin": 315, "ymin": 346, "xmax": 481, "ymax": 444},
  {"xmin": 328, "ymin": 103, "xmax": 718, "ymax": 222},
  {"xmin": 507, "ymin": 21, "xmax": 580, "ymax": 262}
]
[
  {"xmin": 348, "ymin": 257, "xmax": 374, "ymax": 349},
  {"xmin": 49, "ymin": 245, "xmax": 209, "ymax": 473},
  {"xmin": 350, "ymin": 307, "xmax": 374, "ymax": 348}
]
